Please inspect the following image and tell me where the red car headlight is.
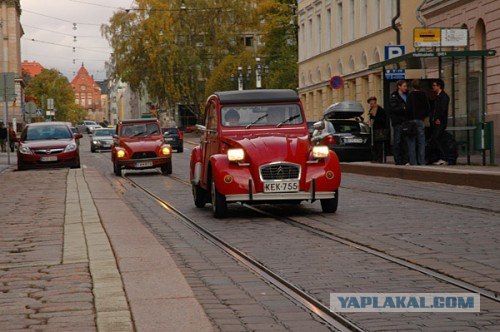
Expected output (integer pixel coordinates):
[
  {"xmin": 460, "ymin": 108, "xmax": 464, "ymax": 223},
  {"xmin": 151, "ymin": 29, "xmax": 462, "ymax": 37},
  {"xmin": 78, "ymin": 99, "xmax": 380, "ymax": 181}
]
[{"xmin": 19, "ymin": 145, "xmax": 32, "ymax": 155}]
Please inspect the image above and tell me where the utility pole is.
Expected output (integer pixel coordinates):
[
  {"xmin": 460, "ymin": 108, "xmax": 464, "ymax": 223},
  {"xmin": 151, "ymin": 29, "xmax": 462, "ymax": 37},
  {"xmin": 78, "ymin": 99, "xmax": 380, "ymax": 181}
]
[{"xmin": 1, "ymin": 19, "xmax": 10, "ymax": 165}]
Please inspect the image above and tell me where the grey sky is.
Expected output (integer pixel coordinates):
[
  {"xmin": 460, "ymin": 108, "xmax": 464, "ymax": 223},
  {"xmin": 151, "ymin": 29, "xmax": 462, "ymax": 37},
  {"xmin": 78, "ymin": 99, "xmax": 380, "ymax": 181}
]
[{"xmin": 20, "ymin": 0, "xmax": 133, "ymax": 82}]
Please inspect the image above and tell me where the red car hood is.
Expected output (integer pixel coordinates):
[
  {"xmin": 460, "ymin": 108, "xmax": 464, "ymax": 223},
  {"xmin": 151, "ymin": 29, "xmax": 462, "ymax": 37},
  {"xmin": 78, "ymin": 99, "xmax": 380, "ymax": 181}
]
[
  {"xmin": 226, "ymin": 135, "xmax": 311, "ymax": 166},
  {"xmin": 120, "ymin": 138, "xmax": 163, "ymax": 154},
  {"xmin": 22, "ymin": 139, "xmax": 73, "ymax": 149}
]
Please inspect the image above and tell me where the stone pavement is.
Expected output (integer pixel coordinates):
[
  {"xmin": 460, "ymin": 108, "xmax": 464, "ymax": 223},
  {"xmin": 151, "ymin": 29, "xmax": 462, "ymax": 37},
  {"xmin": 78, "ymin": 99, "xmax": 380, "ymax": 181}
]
[
  {"xmin": 0, "ymin": 167, "xmax": 213, "ymax": 331},
  {"xmin": 0, "ymin": 151, "xmax": 16, "ymax": 173}
]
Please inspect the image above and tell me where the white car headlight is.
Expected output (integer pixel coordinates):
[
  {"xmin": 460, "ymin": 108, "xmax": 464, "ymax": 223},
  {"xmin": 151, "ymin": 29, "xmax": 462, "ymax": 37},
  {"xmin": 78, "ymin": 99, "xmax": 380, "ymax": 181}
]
[
  {"xmin": 93, "ymin": 140, "xmax": 98, "ymax": 144},
  {"xmin": 19, "ymin": 145, "xmax": 32, "ymax": 155},
  {"xmin": 64, "ymin": 143, "xmax": 77, "ymax": 153},
  {"xmin": 161, "ymin": 146, "xmax": 171, "ymax": 155},
  {"xmin": 227, "ymin": 148, "xmax": 245, "ymax": 162},
  {"xmin": 312, "ymin": 145, "xmax": 329, "ymax": 159}
]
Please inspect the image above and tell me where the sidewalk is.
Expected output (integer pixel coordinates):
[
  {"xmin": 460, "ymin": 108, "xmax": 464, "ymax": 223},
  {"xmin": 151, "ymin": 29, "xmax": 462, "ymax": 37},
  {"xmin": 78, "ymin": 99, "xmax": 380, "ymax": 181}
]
[
  {"xmin": 0, "ymin": 151, "xmax": 16, "ymax": 173},
  {"xmin": 0, "ymin": 168, "xmax": 213, "ymax": 331}
]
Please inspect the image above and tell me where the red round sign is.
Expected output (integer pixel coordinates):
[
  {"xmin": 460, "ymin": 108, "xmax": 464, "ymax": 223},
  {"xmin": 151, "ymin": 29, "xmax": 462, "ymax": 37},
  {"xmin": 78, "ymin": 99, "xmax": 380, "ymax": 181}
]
[{"xmin": 329, "ymin": 75, "xmax": 344, "ymax": 90}]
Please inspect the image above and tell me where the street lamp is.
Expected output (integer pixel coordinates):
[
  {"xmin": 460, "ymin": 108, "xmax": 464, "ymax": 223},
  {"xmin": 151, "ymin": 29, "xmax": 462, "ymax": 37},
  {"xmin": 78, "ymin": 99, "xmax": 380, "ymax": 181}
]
[{"xmin": 230, "ymin": 58, "xmax": 270, "ymax": 91}]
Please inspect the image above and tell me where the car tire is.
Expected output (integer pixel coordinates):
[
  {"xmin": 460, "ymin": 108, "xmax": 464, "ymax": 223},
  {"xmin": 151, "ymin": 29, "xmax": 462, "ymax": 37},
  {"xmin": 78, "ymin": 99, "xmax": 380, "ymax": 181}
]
[
  {"xmin": 113, "ymin": 162, "xmax": 122, "ymax": 176},
  {"xmin": 177, "ymin": 145, "xmax": 183, "ymax": 153},
  {"xmin": 192, "ymin": 184, "xmax": 207, "ymax": 208},
  {"xmin": 17, "ymin": 162, "xmax": 26, "ymax": 171},
  {"xmin": 320, "ymin": 190, "xmax": 338, "ymax": 213},
  {"xmin": 211, "ymin": 176, "xmax": 227, "ymax": 218},
  {"xmin": 161, "ymin": 160, "xmax": 173, "ymax": 175},
  {"xmin": 71, "ymin": 163, "xmax": 81, "ymax": 169},
  {"xmin": 91, "ymin": 147, "xmax": 96, "ymax": 153}
]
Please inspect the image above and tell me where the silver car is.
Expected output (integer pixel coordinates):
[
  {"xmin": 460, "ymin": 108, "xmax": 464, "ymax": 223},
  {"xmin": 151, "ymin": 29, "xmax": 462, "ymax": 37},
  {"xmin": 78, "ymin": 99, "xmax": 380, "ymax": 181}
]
[{"xmin": 90, "ymin": 128, "xmax": 115, "ymax": 152}]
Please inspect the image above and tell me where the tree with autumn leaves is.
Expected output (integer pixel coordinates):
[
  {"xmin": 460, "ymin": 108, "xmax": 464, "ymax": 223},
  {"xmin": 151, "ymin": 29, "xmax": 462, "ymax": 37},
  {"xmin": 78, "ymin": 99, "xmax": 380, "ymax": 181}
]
[
  {"xmin": 102, "ymin": 0, "xmax": 297, "ymax": 113},
  {"xmin": 24, "ymin": 69, "xmax": 86, "ymax": 124}
]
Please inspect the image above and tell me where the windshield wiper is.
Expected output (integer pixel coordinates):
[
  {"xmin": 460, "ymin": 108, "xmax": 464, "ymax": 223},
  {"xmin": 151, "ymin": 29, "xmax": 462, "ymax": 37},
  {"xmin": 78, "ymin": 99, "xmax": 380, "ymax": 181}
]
[
  {"xmin": 131, "ymin": 131, "xmax": 145, "ymax": 137},
  {"xmin": 144, "ymin": 130, "xmax": 159, "ymax": 137},
  {"xmin": 276, "ymin": 114, "xmax": 301, "ymax": 128},
  {"xmin": 246, "ymin": 114, "xmax": 268, "ymax": 129}
]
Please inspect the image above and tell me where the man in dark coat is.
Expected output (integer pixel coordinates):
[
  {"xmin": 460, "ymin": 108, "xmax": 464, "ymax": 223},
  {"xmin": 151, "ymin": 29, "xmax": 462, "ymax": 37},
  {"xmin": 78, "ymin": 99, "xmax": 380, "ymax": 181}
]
[
  {"xmin": 0, "ymin": 123, "xmax": 7, "ymax": 152},
  {"xmin": 406, "ymin": 79, "xmax": 431, "ymax": 165},
  {"xmin": 430, "ymin": 79, "xmax": 450, "ymax": 165},
  {"xmin": 389, "ymin": 80, "xmax": 409, "ymax": 165}
]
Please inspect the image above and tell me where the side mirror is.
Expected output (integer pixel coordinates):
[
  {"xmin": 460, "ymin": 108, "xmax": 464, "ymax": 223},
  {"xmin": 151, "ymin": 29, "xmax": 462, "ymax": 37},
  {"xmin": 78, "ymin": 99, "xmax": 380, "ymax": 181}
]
[
  {"xmin": 113, "ymin": 134, "xmax": 119, "ymax": 139},
  {"xmin": 313, "ymin": 121, "xmax": 325, "ymax": 131},
  {"xmin": 74, "ymin": 133, "xmax": 83, "ymax": 140},
  {"xmin": 195, "ymin": 124, "xmax": 206, "ymax": 133}
]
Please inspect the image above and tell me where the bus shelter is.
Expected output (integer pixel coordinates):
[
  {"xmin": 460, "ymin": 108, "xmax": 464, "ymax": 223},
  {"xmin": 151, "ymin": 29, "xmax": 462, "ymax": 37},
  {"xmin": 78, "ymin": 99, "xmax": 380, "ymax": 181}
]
[{"xmin": 369, "ymin": 50, "xmax": 496, "ymax": 165}]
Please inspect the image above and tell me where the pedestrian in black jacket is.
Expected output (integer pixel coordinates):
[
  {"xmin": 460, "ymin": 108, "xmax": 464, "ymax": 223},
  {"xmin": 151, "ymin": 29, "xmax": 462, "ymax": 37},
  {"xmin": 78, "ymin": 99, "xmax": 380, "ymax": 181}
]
[
  {"xmin": 389, "ymin": 80, "xmax": 409, "ymax": 165},
  {"xmin": 430, "ymin": 79, "xmax": 450, "ymax": 165},
  {"xmin": 367, "ymin": 96, "xmax": 387, "ymax": 162},
  {"xmin": 406, "ymin": 79, "xmax": 431, "ymax": 165},
  {"xmin": 0, "ymin": 123, "xmax": 7, "ymax": 152}
]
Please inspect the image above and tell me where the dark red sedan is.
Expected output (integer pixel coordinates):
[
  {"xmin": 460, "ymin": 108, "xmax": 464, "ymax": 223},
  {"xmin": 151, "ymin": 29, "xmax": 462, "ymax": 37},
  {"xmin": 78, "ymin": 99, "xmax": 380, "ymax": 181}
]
[{"xmin": 17, "ymin": 122, "xmax": 82, "ymax": 171}]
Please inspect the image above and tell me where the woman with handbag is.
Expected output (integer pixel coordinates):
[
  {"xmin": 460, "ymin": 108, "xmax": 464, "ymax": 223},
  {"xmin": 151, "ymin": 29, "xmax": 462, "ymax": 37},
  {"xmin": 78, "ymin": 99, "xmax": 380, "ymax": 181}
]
[
  {"xmin": 367, "ymin": 96, "xmax": 388, "ymax": 163},
  {"xmin": 406, "ymin": 79, "xmax": 431, "ymax": 165}
]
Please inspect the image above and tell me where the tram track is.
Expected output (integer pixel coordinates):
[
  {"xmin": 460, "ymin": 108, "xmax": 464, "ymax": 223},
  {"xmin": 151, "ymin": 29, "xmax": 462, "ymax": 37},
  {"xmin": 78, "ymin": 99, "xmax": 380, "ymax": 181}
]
[
  {"xmin": 123, "ymin": 174, "xmax": 365, "ymax": 332},
  {"xmin": 166, "ymin": 174, "xmax": 500, "ymax": 304}
]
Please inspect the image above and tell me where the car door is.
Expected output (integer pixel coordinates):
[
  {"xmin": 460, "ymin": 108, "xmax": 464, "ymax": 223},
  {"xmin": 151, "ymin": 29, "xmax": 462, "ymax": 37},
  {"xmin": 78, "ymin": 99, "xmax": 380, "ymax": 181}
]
[{"xmin": 202, "ymin": 101, "xmax": 219, "ymax": 186}]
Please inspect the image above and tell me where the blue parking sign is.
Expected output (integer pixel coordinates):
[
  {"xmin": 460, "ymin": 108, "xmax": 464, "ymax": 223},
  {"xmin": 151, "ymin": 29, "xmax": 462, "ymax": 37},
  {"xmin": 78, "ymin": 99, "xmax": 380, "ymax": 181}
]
[{"xmin": 384, "ymin": 45, "xmax": 405, "ymax": 60}]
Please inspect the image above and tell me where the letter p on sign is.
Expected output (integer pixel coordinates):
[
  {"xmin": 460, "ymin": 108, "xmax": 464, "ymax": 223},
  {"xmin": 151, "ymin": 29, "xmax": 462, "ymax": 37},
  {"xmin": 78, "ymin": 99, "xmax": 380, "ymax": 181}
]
[{"xmin": 384, "ymin": 45, "xmax": 406, "ymax": 60}]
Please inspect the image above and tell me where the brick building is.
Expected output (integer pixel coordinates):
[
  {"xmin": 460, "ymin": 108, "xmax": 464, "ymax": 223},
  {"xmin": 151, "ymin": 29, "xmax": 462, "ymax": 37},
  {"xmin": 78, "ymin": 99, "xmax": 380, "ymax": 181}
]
[
  {"xmin": 21, "ymin": 60, "xmax": 43, "ymax": 78},
  {"xmin": 70, "ymin": 64, "xmax": 103, "ymax": 122}
]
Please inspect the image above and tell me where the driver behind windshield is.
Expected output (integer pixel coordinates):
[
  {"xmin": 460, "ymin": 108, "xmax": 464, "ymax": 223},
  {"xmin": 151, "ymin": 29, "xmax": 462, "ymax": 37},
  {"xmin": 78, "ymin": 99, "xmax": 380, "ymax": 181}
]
[{"xmin": 224, "ymin": 109, "xmax": 240, "ymax": 126}]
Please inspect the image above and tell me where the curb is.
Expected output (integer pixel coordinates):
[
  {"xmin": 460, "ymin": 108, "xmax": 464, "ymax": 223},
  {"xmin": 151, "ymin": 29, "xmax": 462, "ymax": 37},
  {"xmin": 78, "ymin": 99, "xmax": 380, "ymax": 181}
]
[{"xmin": 341, "ymin": 163, "xmax": 500, "ymax": 190}]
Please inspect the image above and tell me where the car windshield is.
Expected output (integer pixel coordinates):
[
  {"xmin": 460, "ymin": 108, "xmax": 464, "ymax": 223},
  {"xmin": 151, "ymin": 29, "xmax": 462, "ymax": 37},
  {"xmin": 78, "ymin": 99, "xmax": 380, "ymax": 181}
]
[
  {"xmin": 121, "ymin": 123, "xmax": 160, "ymax": 137},
  {"xmin": 94, "ymin": 129, "xmax": 114, "ymax": 137},
  {"xmin": 84, "ymin": 121, "xmax": 97, "ymax": 125},
  {"xmin": 220, "ymin": 104, "xmax": 303, "ymax": 128},
  {"xmin": 24, "ymin": 125, "xmax": 73, "ymax": 141}
]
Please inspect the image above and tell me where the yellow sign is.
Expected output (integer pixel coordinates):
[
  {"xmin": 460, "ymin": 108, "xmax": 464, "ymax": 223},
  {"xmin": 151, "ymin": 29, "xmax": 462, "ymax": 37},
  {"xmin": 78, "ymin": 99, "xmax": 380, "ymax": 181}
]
[{"xmin": 414, "ymin": 28, "xmax": 441, "ymax": 47}]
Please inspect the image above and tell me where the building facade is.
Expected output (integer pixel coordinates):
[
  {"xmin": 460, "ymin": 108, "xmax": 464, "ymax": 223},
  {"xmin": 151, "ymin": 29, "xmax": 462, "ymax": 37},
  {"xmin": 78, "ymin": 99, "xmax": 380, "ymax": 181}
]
[
  {"xmin": 421, "ymin": 0, "xmax": 500, "ymax": 157},
  {"xmin": 21, "ymin": 60, "xmax": 43, "ymax": 78},
  {"xmin": 1, "ymin": 0, "xmax": 23, "ymax": 129},
  {"xmin": 297, "ymin": 0, "xmax": 420, "ymax": 121},
  {"xmin": 70, "ymin": 65, "xmax": 104, "ymax": 122}
]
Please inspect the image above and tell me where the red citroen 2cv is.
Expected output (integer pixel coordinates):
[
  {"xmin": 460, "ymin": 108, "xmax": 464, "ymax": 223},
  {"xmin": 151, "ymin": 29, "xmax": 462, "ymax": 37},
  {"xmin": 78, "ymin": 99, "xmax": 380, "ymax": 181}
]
[{"xmin": 190, "ymin": 89, "xmax": 341, "ymax": 218}]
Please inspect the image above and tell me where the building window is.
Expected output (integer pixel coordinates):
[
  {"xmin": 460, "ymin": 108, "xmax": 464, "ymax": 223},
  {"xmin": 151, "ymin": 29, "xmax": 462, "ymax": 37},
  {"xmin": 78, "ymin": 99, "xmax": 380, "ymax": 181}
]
[
  {"xmin": 475, "ymin": 19, "xmax": 486, "ymax": 50},
  {"xmin": 317, "ymin": 13, "xmax": 322, "ymax": 53},
  {"xmin": 81, "ymin": 85, "xmax": 86, "ymax": 91},
  {"xmin": 300, "ymin": 23, "xmax": 305, "ymax": 59},
  {"xmin": 360, "ymin": 0, "xmax": 367, "ymax": 36},
  {"xmin": 336, "ymin": 1, "xmax": 343, "ymax": 45},
  {"xmin": 373, "ymin": 0, "xmax": 381, "ymax": 31},
  {"xmin": 326, "ymin": 8, "xmax": 332, "ymax": 49},
  {"xmin": 244, "ymin": 36, "xmax": 254, "ymax": 47},
  {"xmin": 308, "ymin": 18, "xmax": 313, "ymax": 58},
  {"xmin": 349, "ymin": 0, "xmax": 355, "ymax": 41}
]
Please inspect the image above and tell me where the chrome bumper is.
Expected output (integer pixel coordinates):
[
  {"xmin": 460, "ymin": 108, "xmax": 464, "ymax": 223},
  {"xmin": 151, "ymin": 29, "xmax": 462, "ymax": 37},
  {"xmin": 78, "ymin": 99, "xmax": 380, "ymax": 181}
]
[{"xmin": 225, "ymin": 191, "xmax": 335, "ymax": 202}]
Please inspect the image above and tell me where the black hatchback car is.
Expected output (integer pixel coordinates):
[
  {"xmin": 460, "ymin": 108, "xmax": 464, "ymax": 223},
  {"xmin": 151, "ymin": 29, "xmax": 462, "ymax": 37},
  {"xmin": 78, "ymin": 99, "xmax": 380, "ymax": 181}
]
[
  {"xmin": 161, "ymin": 127, "xmax": 183, "ymax": 153},
  {"xmin": 312, "ymin": 101, "xmax": 371, "ymax": 162}
]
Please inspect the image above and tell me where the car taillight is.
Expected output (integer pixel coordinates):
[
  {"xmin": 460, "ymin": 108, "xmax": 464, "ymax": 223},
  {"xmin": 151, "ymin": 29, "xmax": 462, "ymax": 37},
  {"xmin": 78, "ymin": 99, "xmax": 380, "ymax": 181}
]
[
  {"xmin": 178, "ymin": 129, "xmax": 183, "ymax": 140},
  {"xmin": 324, "ymin": 135, "xmax": 336, "ymax": 145}
]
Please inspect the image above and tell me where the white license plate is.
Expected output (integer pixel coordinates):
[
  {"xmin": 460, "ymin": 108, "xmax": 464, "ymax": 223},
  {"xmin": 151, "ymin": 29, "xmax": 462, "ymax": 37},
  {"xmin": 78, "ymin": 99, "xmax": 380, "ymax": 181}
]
[
  {"xmin": 344, "ymin": 138, "xmax": 364, "ymax": 144},
  {"xmin": 135, "ymin": 161, "xmax": 153, "ymax": 168},
  {"xmin": 102, "ymin": 144, "xmax": 111, "ymax": 148},
  {"xmin": 264, "ymin": 181, "xmax": 299, "ymax": 193},
  {"xmin": 40, "ymin": 156, "xmax": 58, "ymax": 162}
]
